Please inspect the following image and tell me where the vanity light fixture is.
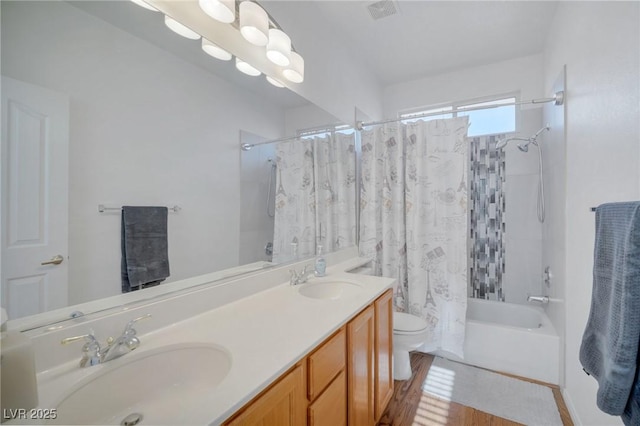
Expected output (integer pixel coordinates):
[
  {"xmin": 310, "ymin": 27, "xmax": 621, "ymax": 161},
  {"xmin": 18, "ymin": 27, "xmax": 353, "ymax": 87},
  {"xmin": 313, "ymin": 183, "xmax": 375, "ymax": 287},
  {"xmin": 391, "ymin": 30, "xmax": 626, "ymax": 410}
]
[
  {"xmin": 239, "ymin": 1, "xmax": 269, "ymax": 46},
  {"xmin": 202, "ymin": 38, "xmax": 232, "ymax": 61},
  {"xmin": 235, "ymin": 58, "xmax": 262, "ymax": 76},
  {"xmin": 164, "ymin": 16, "xmax": 201, "ymax": 40},
  {"xmin": 198, "ymin": 0, "xmax": 235, "ymax": 23},
  {"xmin": 283, "ymin": 51, "xmax": 304, "ymax": 83},
  {"xmin": 132, "ymin": 0, "xmax": 304, "ymax": 84},
  {"xmin": 130, "ymin": 0, "xmax": 158, "ymax": 12},
  {"xmin": 266, "ymin": 76, "xmax": 285, "ymax": 88}
]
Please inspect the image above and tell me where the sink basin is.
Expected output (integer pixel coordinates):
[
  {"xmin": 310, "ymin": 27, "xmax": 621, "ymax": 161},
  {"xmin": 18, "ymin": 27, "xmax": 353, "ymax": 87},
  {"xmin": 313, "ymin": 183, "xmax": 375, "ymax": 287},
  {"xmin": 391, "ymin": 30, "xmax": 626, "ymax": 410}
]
[
  {"xmin": 298, "ymin": 280, "xmax": 363, "ymax": 300},
  {"xmin": 51, "ymin": 343, "xmax": 231, "ymax": 425}
]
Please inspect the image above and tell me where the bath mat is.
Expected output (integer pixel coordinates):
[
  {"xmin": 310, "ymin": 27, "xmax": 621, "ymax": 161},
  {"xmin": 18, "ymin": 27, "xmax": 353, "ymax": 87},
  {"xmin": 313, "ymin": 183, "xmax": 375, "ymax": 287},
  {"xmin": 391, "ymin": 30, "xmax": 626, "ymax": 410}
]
[{"xmin": 423, "ymin": 357, "xmax": 563, "ymax": 425}]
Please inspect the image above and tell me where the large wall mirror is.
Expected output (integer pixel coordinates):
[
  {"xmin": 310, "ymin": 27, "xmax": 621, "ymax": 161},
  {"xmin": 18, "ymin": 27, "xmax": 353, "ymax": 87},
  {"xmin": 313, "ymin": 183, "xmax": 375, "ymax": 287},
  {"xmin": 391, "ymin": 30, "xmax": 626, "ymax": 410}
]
[{"xmin": 1, "ymin": 0, "xmax": 357, "ymax": 330}]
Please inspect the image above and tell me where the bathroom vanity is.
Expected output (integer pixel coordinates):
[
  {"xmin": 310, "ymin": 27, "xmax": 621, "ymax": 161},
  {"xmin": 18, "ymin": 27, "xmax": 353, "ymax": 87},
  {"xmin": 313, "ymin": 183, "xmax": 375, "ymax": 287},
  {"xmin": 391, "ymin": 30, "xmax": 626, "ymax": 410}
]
[
  {"xmin": 6, "ymin": 250, "xmax": 395, "ymax": 425},
  {"xmin": 224, "ymin": 289, "xmax": 393, "ymax": 425}
]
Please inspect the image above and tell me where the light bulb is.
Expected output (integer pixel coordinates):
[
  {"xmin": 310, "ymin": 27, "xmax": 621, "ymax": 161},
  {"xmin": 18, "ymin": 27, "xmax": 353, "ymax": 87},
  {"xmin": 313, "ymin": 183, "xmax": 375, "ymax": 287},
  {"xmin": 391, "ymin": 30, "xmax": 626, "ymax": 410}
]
[
  {"xmin": 283, "ymin": 51, "xmax": 304, "ymax": 83},
  {"xmin": 164, "ymin": 16, "xmax": 201, "ymax": 40},
  {"xmin": 235, "ymin": 58, "xmax": 261, "ymax": 76},
  {"xmin": 266, "ymin": 76, "xmax": 285, "ymax": 88},
  {"xmin": 130, "ymin": 0, "xmax": 158, "ymax": 12},
  {"xmin": 198, "ymin": 0, "xmax": 235, "ymax": 24},
  {"xmin": 266, "ymin": 29, "xmax": 291, "ymax": 66},
  {"xmin": 202, "ymin": 38, "xmax": 232, "ymax": 61},
  {"xmin": 239, "ymin": 1, "xmax": 269, "ymax": 46}
]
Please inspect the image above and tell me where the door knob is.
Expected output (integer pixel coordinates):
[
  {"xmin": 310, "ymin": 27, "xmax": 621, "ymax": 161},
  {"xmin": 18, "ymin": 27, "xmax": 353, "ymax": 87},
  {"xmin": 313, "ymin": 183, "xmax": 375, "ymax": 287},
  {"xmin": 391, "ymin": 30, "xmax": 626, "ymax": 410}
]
[{"xmin": 41, "ymin": 255, "xmax": 64, "ymax": 266}]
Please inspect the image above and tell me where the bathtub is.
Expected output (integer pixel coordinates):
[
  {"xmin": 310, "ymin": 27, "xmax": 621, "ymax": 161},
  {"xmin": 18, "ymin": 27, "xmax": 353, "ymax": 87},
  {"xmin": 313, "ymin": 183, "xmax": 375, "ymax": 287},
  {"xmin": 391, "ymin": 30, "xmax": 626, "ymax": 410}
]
[{"xmin": 439, "ymin": 298, "xmax": 560, "ymax": 385}]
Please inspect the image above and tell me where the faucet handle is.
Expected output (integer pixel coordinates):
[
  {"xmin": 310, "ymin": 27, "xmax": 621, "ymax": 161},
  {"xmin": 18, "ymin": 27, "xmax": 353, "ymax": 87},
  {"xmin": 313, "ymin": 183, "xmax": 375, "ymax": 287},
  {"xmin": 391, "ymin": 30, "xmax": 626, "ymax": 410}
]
[
  {"xmin": 61, "ymin": 332, "xmax": 98, "ymax": 346},
  {"xmin": 289, "ymin": 269, "xmax": 300, "ymax": 285},
  {"xmin": 122, "ymin": 314, "xmax": 151, "ymax": 336},
  {"xmin": 123, "ymin": 313, "xmax": 152, "ymax": 335},
  {"xmin": 61, "ymin": 332, "xmax": 101, "ymax": 367}
]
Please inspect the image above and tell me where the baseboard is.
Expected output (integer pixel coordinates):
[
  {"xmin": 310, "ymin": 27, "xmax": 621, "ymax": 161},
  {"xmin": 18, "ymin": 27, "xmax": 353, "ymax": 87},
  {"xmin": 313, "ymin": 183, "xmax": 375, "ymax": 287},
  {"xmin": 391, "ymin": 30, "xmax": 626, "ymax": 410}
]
[{"xmin": 561, "ymin": 387, "xmax": 581, "ymax": 425}]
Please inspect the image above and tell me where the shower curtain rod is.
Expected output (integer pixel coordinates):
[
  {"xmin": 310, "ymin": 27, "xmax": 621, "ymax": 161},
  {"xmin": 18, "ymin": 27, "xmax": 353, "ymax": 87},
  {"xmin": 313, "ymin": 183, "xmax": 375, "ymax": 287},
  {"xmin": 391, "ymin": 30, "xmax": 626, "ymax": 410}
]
[
  {"xmin": 240, "ymin": 125, "xmax": 350, "ymax": 151},
  {"xmin": 240, "ymin": 91, "xmax": 565, "ymax": 149},
  {"xmin": 356, "ymin": 91, "xmax": 565, "ymax": 130}
]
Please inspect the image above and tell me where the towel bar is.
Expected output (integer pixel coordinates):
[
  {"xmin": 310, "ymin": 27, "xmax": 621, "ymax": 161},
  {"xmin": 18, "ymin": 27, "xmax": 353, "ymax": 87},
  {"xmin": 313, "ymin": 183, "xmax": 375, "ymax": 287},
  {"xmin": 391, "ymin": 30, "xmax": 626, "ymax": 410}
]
[{"xmin": 98, "ymin": 204, "xmax": 181, "ymax": 213}]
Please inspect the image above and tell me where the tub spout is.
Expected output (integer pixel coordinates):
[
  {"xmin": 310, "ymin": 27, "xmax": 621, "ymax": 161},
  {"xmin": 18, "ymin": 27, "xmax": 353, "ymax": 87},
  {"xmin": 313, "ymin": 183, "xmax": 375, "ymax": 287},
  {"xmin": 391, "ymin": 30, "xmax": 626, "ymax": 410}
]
[{"xmin": 527, "ymin": 295, "xmax": 549, "ymax": 304}]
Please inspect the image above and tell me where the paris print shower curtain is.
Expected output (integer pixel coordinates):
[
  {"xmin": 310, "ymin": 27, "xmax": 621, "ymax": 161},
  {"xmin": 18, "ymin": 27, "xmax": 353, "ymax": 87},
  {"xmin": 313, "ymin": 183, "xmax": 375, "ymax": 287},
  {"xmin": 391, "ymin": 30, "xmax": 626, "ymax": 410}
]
[
  {"xmin": 359, "ymin": 117, "xmax": 469, "ymax": 357},
  {"xmin": 272, "ymin": 132, "xmax": 356, "ymax": 263}
]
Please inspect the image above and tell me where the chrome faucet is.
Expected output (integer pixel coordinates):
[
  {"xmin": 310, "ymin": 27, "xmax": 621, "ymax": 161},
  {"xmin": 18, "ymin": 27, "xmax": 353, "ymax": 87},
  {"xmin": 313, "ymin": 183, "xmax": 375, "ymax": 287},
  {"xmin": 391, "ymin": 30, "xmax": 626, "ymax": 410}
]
[
  {"xmin": 101, "ymin": 314, "xmax": 151, "ymax": 362},
  {"xmin": 527, "ymin": 295, "xmax": 550, "ymax": 304},
  {"xmin": 61, "ymin": 314, "xmax": 151, "ymax": 367},
  {"xmin": 289, "ymin": 265, "xmax": 314, "ymax": 286}
]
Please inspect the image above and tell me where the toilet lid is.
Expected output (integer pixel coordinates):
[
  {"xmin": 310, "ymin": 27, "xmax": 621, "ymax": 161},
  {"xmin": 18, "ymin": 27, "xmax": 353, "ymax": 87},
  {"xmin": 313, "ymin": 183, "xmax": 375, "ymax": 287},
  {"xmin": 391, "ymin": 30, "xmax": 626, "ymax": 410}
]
[{"xmin": 394, "ymin": 312, "xmax": 428, "ymax": 332}]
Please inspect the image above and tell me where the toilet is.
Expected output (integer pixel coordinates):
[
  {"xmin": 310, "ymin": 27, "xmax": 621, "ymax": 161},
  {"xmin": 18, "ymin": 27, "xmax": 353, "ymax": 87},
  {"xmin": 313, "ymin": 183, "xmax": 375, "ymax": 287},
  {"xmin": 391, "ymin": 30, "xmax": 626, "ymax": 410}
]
[{"xmin": 393, "ymin": 312, "xmax": 429, "ymax": 380}]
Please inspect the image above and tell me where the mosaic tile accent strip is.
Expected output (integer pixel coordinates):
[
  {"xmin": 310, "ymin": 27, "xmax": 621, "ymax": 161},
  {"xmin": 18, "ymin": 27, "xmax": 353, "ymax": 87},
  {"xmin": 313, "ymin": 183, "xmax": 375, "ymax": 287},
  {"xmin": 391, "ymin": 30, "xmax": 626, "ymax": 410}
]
[{"xmin": 469, "ymin": 134, "xmax": 506, "ymax": 301}]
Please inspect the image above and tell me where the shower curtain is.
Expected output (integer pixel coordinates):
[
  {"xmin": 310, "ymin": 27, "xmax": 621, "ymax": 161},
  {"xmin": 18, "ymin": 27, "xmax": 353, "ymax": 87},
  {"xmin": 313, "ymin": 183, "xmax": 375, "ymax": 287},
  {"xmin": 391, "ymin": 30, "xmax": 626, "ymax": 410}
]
[
  {"xmin": 360, "ymin": 117, "xmax": 469, "ymax": 357},
  {"xmin": 272, "ymin": 132, "xmax": 356, "ymax": 263}
]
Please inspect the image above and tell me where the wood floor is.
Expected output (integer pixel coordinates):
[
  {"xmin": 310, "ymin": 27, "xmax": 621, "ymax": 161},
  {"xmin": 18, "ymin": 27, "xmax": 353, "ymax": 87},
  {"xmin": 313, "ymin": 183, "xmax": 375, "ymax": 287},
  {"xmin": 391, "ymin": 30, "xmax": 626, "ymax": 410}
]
[{"xmin": 377, "ymin": 352, "xmax": 574, "ymax": 426}]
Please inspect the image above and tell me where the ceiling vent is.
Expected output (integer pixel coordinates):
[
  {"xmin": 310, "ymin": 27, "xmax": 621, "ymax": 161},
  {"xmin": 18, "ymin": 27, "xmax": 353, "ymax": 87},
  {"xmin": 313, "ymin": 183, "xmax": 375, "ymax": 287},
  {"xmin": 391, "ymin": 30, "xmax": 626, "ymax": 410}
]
[{"xmin": 367, "ymin": 0, "xmax": 398, "ymax": 20}]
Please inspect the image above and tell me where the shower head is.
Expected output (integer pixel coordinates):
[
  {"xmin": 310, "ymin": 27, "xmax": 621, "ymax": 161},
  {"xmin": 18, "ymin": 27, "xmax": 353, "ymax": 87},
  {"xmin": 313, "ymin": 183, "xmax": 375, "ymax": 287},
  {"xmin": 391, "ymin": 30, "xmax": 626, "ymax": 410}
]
[
  {"xmin": 518, "ymin": 136, "xmax": 543, "ymax": 152},
  {"xmin": 495, "ymin": 125, "xmax": 550, "ymax": 152},
  {"xmin": 241, "ymin": 143, "xmax": 254, "ymax": 151}
]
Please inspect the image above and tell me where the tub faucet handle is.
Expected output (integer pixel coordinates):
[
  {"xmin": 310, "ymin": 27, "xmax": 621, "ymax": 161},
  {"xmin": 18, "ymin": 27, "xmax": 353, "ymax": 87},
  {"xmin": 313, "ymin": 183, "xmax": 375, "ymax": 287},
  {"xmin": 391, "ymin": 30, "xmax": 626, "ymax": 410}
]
[{"xmin": 527, "ymin": 295, "xmax": 549, "ymax": 304}]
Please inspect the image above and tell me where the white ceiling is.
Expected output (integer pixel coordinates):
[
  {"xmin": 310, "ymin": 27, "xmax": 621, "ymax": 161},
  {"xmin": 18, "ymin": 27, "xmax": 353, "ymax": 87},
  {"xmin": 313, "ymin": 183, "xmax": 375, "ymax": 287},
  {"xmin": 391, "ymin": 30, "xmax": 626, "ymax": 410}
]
[{"xmin": 286, "ymin": 0, "xmax": 559, "ymax": 85}]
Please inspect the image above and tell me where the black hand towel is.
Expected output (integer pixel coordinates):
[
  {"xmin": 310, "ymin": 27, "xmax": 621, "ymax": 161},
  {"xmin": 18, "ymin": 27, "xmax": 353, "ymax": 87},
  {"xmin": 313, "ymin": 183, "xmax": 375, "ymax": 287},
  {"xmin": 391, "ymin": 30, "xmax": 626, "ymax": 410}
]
[{"xmin": 121, "ymin": 206, "xmax": 170, "ymax": 293}]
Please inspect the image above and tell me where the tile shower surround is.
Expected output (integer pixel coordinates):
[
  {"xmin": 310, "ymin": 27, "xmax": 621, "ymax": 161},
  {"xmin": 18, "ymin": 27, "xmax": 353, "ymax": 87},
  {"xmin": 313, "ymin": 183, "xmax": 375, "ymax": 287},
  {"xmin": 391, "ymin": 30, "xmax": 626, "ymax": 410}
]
[{"xmin": 469, "ymin": 134, "xmax": 506, "ymax": 301}]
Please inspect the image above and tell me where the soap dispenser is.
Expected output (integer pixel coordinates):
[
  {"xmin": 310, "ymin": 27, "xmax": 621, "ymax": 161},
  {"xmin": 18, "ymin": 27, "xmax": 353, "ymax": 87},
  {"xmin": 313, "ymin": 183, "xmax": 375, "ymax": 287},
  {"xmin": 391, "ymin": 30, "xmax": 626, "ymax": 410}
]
[{"xmin": 314, "ymin": 245, "xmax": 326, "ymax": 277}]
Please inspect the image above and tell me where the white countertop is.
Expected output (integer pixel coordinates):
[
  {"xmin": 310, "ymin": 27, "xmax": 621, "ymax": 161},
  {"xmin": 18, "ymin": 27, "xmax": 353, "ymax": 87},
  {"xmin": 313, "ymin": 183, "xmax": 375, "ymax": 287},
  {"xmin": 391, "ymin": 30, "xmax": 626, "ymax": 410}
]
[{"xmin": 30, "ymin": 259, "xmax": 394, "ymax": 425}]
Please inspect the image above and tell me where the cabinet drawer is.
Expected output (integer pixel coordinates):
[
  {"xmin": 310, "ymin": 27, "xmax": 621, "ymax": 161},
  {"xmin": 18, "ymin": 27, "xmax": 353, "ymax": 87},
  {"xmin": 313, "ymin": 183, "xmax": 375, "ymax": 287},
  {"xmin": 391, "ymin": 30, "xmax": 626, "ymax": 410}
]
[
  {"xmin": 308, "ymin": 327, "xmax": 346, "ymax": 400},
  {"xmin": 308, "ymin": 370, "xmax": 347, "ymax": 426}
]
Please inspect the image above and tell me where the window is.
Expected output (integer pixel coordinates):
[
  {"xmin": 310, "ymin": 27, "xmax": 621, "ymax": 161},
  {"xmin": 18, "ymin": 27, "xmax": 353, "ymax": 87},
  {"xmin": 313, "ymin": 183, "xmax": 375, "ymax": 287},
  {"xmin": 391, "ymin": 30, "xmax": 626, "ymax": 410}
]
[{"xmin": 399, "ymin": 96, "xmax": 516, "ymax": 137}]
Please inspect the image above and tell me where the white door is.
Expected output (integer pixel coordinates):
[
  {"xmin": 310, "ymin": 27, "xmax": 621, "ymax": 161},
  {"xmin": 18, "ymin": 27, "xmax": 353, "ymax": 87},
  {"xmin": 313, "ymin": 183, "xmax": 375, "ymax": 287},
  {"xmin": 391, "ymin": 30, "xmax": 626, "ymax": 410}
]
[{"xmin": 1, "ymin": 76, "xmax": 69, "ymax": 320}]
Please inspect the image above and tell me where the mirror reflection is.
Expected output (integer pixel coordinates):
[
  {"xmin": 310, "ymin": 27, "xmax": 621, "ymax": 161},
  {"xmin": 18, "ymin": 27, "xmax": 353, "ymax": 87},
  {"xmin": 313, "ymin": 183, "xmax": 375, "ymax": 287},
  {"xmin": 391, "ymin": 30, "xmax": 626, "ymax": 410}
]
[
  {"xmin": 240, "ymin": 128, "xmax": 357, "ymax": 265},
  {"xmin": 0, "ymin": 0, "xmax": 356, "ymax": 328}
]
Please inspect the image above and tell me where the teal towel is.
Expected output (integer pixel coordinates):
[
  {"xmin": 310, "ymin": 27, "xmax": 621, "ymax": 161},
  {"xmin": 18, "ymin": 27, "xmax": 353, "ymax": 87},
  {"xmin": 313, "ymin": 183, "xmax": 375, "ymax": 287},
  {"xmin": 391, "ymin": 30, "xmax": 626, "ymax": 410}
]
[{"xmin": 579, "ymin": 201, "xmax": 640, "ymax": 424}]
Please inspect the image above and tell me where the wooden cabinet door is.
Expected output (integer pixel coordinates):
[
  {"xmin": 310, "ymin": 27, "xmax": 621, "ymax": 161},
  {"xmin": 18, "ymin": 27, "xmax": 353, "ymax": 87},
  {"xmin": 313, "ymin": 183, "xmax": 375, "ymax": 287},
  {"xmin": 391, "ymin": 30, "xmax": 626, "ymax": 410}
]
[
  {"xmin": 374, "ymin": 289, "xmax": 394, "ymax": 422},
  {"xmin": 347, "ymin": 305, "xmax": 375, "ymax": 426},
  {"xmin": 225, "ymin": 364, "xmax": 306, "ymax": 426},
  {"xmin": 308, "ymin": 370, "xmax": 347, "ymax": 426}
]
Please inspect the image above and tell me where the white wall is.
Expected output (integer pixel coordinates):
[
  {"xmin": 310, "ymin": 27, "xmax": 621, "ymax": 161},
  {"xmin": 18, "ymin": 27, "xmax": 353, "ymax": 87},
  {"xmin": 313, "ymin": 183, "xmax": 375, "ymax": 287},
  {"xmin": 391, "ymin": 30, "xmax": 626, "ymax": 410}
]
[
  {"xmin": 543, "ymin": 2, "xmax": 640, "ymax": 424},
  {"xmin": 1, "ymin": 1, "xmax": 286, "ymax": 304},
  {"xmin": 383, "ymin": 54, "xmax": 545, "ymax": 118},
  {"xmin": 284, "ymin": 103, "xmax": 343, "ymax": 136},
  {"xmin": 383, "ymin": 54, "xmax": 547, "ymax": 305}
]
